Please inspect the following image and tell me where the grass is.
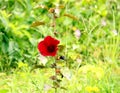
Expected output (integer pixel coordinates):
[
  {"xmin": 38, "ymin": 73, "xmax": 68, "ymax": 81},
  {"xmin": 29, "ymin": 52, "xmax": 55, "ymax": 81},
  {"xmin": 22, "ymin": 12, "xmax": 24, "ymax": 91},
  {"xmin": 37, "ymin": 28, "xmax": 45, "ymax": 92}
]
[{"xmin": 0, "ymin": 63, "xmax": 120, "ymax": 93}]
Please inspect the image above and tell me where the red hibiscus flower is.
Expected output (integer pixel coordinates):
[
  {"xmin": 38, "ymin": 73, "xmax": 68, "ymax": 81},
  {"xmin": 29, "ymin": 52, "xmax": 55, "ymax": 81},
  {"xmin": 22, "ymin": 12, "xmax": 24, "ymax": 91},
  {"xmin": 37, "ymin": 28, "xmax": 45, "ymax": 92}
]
[{"xmin": 38, "ymin": 36, "xmax": 60, "ymax": 56}]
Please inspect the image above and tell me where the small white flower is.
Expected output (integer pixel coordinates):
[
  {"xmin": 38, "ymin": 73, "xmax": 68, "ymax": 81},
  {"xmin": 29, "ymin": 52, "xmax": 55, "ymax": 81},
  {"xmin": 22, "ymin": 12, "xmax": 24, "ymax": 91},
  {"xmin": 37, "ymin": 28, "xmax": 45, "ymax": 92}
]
[
  {"xmin": 112, "ymin": 29, "xmax": 118, "ymax": 36},
  {"xmin": 54, "ymin": 4, "xmax": 60, "ymax": 17},
  {"xmin": 44, "ymin": 84, "xmax": 52, "ymax": 91},
  {"xmin": 38, "ymin": 54, "xmax": 48, "ymax": 66},
  {"xmin": 74, "ymin": 29, "xmax": 81, "ymax": 39},
  {"xmin": 55, "ymin": 8, "xmax": 60, "ymax": 16},
  {"xmin": 61, "ymin": 67, "xmax": 72, "ymax": 80},
  {"xmin": 76, "ymin": 58, "xmax": 82, "ymax": 64},
  {"xmin": 101, "ymin": 19, "xmax": 106, "ymax": 26},
  {"xmin": 72, "ymin": 44, "xmax": 79, "ymax": 50}
]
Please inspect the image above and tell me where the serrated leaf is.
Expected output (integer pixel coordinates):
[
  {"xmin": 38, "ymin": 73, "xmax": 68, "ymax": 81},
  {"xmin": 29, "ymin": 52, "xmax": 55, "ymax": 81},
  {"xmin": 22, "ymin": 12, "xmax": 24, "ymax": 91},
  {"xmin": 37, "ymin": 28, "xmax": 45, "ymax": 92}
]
[
  {"xmin": 60, "ymin": 86, "xmax": 67, "ymax": 90},
  {"xmin": 31, "ymin": 21, "xmax": 45, "ymax": 27},
  {"xmin": 64, "ymin": 13, "xmax": 79, "ymax": 21}
]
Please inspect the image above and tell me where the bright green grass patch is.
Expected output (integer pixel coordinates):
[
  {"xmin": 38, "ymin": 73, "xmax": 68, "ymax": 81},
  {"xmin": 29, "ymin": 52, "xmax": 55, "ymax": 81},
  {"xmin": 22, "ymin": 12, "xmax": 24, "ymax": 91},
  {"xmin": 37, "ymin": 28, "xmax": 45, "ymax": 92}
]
[{"xmin": 0, "ymin": 63, "xmax": 119, "ymax": 93}]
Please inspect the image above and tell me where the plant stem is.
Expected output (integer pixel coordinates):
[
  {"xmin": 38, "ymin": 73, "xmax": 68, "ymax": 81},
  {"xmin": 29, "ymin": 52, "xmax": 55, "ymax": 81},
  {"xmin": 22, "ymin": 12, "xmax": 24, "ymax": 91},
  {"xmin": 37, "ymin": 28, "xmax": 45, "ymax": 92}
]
[
  {"xmin": 55, "ymin": 88, "xmax": 57, "ymax": 93},
  {"xmin": 53, "ymin": 60, "xmax": 57, "ymax": 93}
]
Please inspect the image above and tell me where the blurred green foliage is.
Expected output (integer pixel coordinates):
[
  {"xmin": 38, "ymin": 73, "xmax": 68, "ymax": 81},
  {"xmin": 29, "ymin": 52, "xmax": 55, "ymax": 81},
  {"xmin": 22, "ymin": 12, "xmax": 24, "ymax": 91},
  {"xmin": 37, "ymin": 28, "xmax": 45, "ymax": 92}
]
[
  {"xmin": 0, "ymin": 0, "xmax": 120, "ymax": 93},
  {"xmin": 0, "ymin": 0, "xmax": 120, "ymax": 71}
]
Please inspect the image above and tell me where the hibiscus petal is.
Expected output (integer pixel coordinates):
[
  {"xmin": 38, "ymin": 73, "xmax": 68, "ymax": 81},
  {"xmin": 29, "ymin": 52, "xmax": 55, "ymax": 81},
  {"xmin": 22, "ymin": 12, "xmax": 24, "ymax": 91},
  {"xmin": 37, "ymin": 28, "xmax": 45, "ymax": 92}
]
[
  {"xmin": 53, "ymin": 39, "xmax": 60, "ymax": 45},
  {"xmin": 38, "ymin": 41, "xmax": 48, "ymax": 56},
  {"xmin": 44, "ymin": 36, "xmax": 60, "ymax": 46},
  {"xmin": 38, "ymin": 36, "xmax": 60, "ymax": 56},
  {"xmin": 44, "ymin": 36, "xmax": 53, "ymax": 46}
]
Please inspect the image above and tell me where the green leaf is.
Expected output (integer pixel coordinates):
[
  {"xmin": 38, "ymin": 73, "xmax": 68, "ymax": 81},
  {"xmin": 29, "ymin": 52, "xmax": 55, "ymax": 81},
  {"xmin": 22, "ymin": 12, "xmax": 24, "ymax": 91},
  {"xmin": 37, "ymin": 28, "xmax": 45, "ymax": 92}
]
[
  {"xmin": 31, "ymin": 21, "xmax": 45, "ymax": 27},
  {"xmin": 2, "ymin": 36, "xmax": 9, "ymax": 53}
]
